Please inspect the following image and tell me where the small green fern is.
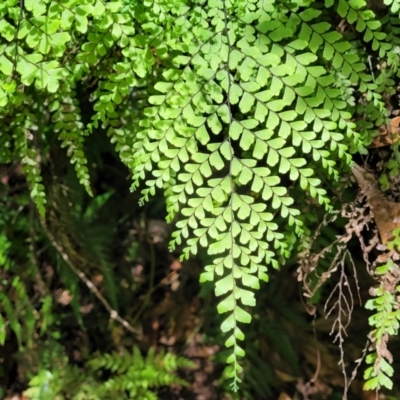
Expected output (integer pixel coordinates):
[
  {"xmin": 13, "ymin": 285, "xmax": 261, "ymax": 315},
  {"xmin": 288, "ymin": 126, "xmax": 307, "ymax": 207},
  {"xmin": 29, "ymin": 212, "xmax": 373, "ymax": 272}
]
[
  {"xmin": 89, "ymin": 346, "xmax": 194, "ymax": 399},
  {"xmin": 0, "ymin": 215, "xmax": 39, "ymax": 349},
  {"xmin": 23, "ymin": 346, "xmax": 194, "ymax": 400}
]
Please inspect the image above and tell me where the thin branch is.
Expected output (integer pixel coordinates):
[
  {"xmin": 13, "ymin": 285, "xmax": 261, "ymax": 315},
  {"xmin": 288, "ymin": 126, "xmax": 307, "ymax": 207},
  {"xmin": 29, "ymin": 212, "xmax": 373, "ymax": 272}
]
[
  {"xmin": 39, "ymin": 216, "xmax": 139, "ymax": 335},
  {"xmin": 347, "ymin": 339, "xmax": 369, "ymax": 394},
  {"xmin": 323, "ymin": 250, "xmax": 355, "ymax": 399}
]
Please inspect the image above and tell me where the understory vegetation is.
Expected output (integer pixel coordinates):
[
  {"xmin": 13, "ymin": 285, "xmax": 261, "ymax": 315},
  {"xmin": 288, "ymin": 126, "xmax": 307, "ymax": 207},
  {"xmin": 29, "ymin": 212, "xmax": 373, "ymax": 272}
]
[{"xmin": 3, "ymin": 0, "xmax": 400, "ymax": 399}]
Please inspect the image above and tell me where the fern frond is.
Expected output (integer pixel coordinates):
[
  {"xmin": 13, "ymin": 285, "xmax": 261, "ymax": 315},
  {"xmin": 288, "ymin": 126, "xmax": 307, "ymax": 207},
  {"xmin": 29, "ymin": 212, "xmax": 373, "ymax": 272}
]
[
  {"xmin": 131, "ymin": 0, "xmax": 369, "ymax": 386},
  {"xmin": 50, "ymin": 88, "xmax": 93, "ymax": 196},
  {"xmin": 88, "ymin": 346, "xmax": 193, "ymax": 398}
]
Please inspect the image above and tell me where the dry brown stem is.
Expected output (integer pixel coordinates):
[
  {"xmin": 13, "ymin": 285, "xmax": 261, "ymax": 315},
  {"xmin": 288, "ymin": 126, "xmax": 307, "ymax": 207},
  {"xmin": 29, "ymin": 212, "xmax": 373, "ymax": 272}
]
[{"xmin": 38, "ymin": 216, "xmax": 140, "ymax": 336}]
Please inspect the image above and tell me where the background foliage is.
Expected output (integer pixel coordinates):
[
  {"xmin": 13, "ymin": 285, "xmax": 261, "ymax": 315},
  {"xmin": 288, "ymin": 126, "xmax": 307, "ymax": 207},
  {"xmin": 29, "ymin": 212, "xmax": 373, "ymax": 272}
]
[{"xmin": 3, "ymin": 0, "xmax": 400, "ymax": 398}]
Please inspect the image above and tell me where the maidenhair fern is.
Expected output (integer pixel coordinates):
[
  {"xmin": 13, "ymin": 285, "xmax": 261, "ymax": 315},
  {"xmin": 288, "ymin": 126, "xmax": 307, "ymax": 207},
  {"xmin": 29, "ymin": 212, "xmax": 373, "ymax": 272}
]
[
  {"xmin": 363, "ymin": 233, "xmax": 400, "ymax": 391},
  {"xmin": 130, "ymin": 0, "xmax": 377, "ymax": 388},
  {"xmin": 2, "ymin": 0, "xmax": 400, "ymax": 393}
]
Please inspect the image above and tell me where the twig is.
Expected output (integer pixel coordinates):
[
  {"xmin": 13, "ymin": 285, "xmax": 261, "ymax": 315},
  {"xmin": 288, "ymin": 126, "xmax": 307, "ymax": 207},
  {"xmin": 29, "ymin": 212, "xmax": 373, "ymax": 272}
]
[
  {"xmin": 39, "ymin": 216, "xmax": 139, "ymax": 335},
  {"xmin": 347, "ymin": 339, "xmax": 369, "ymax": 394},
  {"xmin": 324, "ymin": 250, "xmax": 355, "ymax": 400},
  {"xmin": 309, "ymin": 314, "xmax": 321, "ymax": 384}
]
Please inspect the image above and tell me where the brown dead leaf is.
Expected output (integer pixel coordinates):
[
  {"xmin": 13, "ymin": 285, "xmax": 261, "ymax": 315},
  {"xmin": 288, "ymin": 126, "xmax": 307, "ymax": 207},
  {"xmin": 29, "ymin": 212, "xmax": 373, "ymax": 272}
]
[
  {"xmin": 54, "ymin": 289, "xmax": 73, "ymax": 305},
  {"xmin": 79, "ymin": 303, "xmax": 94, "ymax": 314},
  {"xmin": 352, "ymin": 164, "xmax": 400, "ymax": 245},
  {"xmin": 296, "ymin": 378, "xmax": 333, "ymax": 400},
  {"xmin": 278, "ymin": 392, "xmax": 292, "ymax": 400},
  {"xmin": 370, "ymin": 116, "xmax": 400, "ymax": 148},
  {"xmin": 1, "ymin": 174, "xmax": 9, "ymax": 185},
  {"xmin": 170, "ymin": 259, "xmax": 182, "ymax": 271},
  {"xmin": 92, "ymin": 270, "xmax": 104, "ymax": 285}
]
